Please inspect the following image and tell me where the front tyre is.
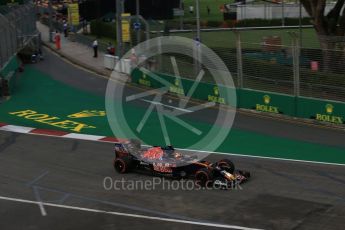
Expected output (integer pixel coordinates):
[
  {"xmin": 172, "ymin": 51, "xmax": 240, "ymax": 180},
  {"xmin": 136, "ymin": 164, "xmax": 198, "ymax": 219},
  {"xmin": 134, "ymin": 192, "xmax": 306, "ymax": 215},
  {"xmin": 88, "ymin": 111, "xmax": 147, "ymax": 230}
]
[
  {"xmin": 114, "ymin": 157, "xmax": 132, "ymax": 173},
  {"xmin": 217, "ymin": 159, "xmax": 235, "ymax": 173}
]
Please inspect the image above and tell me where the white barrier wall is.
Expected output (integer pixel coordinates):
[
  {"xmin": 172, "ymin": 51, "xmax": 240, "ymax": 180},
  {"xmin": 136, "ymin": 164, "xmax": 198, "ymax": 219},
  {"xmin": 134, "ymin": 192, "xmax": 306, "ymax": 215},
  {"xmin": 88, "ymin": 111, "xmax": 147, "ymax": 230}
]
[{"xmin": 236, "ymin": 4, "xmax": 335, "ymax": 20}]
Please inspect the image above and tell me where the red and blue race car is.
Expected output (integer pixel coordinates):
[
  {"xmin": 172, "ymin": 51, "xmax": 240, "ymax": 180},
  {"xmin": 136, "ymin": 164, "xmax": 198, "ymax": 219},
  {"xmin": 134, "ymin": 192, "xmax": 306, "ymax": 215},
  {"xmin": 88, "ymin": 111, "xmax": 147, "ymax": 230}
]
[{"xmin": 112, "ymin": 139, "xmax": 250, "ymax": 189}]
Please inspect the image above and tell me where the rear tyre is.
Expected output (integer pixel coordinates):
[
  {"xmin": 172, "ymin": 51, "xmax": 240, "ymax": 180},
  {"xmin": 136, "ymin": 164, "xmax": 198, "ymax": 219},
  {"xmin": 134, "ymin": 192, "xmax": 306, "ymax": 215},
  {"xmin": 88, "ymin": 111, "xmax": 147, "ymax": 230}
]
[
  {"xmin": 195, "ymin": 168, "xmax": 213, "ymax": 187},
  {"xmin": 217, "ymin": 159, "xmax": 235, "ymax": 173},
  {"xmin": 114, "ymin": 157, "xmax": 132, "ymax": 173}
]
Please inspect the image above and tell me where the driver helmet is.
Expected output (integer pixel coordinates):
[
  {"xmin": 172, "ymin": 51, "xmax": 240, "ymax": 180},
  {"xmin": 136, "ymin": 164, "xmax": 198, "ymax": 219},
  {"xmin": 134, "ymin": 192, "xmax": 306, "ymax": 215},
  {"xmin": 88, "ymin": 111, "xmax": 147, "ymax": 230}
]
[{"xmin": 174, "ymin": 152, "xmax": 182, "ymax": 159}]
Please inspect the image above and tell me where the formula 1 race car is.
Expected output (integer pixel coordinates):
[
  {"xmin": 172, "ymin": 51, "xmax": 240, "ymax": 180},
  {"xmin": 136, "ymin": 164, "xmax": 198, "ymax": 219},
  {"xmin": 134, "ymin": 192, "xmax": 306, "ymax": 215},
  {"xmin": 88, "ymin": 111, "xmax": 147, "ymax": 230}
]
[{"xmin": 112, "ymin": 140, "xmax": 250, "ymax": 189}]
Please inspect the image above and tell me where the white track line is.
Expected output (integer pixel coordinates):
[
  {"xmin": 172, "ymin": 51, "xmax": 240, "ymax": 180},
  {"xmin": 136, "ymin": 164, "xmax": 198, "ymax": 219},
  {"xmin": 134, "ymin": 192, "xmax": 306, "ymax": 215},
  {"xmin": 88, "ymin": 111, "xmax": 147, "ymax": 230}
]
[
  {"xmin": 0, "ymin": 125, "xmax": 34, "ymax": 133},
  {"xmin": 32, "ymin": 186, "xmax": 47, "ymax": 216},
  {"xmin": 38, "ymin": 201, "xmax": 47, "ymax": 216},
  {"xmin": 64, "ymin": 133, "xmax": 105, "ymax": 141},
  {"xmin": 140, "ymin": 144, "xmax": 345, "ymax": 167},
  {"xmin": 0, "ymin": 124, "xmax": 344, "ymax": 167},
  {"xmin": 141, "ymin": 99, "xmax": 192, "ymax": 113},
  {"xmin": 0, "ymin": 195, "xmax": 263, "ymax": 230},
  {"xmin": 174, "ymin": 147, "xmax": 345, "ymax": 167}
]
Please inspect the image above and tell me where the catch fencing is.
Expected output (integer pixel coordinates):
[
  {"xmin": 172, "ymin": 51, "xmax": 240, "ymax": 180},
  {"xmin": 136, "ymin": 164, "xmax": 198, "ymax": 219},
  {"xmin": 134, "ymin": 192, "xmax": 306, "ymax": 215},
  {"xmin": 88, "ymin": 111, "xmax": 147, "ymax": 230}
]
[
  {"xmin": 235, "ymin": 3, "xmax": 334, "ymax": 21},
  {"xmin": 150, "ymin": 27, "xmax": 345, "ymax": 103},
  {"xmin": 0, "ymin": 2, "xmax": 38, "ymax": 69},
  {"xmin": 0, "ymin": 2, "xmax": 38, "ymax": 97},
  {"xmin": 132, "ymin": 26, "xmax": 345, "ymax": 125}
]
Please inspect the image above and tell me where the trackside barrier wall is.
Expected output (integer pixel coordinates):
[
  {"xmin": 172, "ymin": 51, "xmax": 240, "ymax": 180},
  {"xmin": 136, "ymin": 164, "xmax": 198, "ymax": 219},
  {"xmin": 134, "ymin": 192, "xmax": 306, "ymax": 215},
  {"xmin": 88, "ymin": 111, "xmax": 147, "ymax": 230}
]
[
  {"xmin": 131, "ymin": 68, "xmax": 237, "ymax": 107},
  {"xmin": 0, "ymin": 56, "xmax": 19, "ymax": 96},
  {"xmin": 131, "ymin": 69, "xmax": 345, "ymax": 125},
  {"xmin": 297, "ymin": 97, "xmax": 345, "ymax": 125},
  {"xmin": 238, "ymin": 89, "xmax": 295, "ymax": 116}
]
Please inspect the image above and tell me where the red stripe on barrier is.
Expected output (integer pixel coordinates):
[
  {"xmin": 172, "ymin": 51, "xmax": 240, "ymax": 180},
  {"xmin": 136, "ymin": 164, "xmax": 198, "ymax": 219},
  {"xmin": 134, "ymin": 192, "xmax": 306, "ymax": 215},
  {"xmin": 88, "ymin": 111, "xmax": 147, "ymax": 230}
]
[
  {"xmin": 0, "ymin": 123, "xmax": 8, "ymax": 127},
  {"xmin": 30, "ymin": 129, "xmax": 69, "ymax": 136},
  {"xmin": 99, "ymin": 137, "xmax": 127, "ymax": 143}
]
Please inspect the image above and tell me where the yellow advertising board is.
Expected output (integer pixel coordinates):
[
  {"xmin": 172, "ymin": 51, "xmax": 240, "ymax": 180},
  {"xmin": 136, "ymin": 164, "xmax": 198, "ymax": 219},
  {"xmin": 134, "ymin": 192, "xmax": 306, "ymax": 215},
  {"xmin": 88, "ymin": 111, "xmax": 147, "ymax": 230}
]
[
  {"xmin": 121, "ymin": 13, "xmax": 131, "ymax": 43},
  {"xmin": 68, "ymin": 3, "xmax": 80, "ymax": 26}
]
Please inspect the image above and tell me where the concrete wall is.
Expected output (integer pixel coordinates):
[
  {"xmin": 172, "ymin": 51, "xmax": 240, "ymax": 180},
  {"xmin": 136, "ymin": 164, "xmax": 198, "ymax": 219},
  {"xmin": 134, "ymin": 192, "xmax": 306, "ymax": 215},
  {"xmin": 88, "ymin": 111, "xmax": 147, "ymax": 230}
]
[{"xmin": 236, "ymin": 4, "xmax": 335, "ymax": 20}]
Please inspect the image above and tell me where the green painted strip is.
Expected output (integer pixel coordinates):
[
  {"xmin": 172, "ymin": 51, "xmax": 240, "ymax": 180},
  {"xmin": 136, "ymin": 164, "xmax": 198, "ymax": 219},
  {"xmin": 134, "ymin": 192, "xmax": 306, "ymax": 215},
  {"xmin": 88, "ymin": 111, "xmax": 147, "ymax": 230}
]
[
  {"xmin": 0, "ymin": 66, "xmax": 344, "ymax": 164},
  {"xmin": 0, "ymin": 67, "xmax": 112, "ymax": 135}
]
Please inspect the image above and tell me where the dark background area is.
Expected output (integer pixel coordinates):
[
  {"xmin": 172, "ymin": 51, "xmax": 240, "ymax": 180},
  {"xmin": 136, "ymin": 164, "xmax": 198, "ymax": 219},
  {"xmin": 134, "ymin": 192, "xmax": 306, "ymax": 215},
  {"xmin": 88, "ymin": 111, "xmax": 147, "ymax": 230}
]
[{"xmin": 79, "ymin": 0, "xmax": 180, "ymax": 21}]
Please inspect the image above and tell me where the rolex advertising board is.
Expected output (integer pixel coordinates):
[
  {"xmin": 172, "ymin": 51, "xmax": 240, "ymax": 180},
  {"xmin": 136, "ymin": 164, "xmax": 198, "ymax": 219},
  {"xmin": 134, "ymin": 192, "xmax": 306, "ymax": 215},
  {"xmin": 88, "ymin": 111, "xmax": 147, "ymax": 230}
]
[
  {"xmin": 130, "ymin": 70, "xmax": 345, "ymax": 125},
  {"xmin": 297, "ymin": 97, "xmax": 345, "ymax": 125},
  {"xmin": 130, "ymin": 69, "xmax": 235, "ymax": 106},
  {"xmin": 239, "ymin": 89, "xmax": 295, "ymax": 116}
]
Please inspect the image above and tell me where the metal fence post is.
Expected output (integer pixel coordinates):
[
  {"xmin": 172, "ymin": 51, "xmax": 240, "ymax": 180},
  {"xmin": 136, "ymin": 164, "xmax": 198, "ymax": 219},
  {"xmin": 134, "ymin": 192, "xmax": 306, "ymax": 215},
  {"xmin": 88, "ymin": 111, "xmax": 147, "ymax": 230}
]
[
  {"xmin": 289, "ymin": 32, "xmax": 300, "ymax": 116},
  {"xmin": 135, "ymin": 0, "xmax": 140, "ymax": 44},
  {"xmin": 137, "ymin": 15, "xmax": 150, "ymax": 42},
  {"xmin": 281, "ymin": 0, "xmax": 285, "ymax": 27},
  {"xmin": 290, "ymin": 32, "xmax": 300, "ymax": 97},
  {"xmin": 295, "ymin": 37, "xmax": 300, "ymax": 98},
  {"xmin": 235, "ymin": 31, "xmax": 243, "ymax": 89},
  {"xmin": 116, "ymin": 0, "xmax": 123, "ymax": 58},
  {"xmin": 0, "ymin": 3, "xmax": 38, "ymax": 69},
  {"xmin": 179, "ymin": 0, "xmax": 184, "ymax": 30},
  {"xmin": 48, "ymin": 0, "xmax": 53, "ymax": 42},
  {"xmin": 194, "ymin": 0, "xmax": 202, "ymax": 76},
  {"xmin": 158, "ymin": 34, "xmax": 162, "ymax": 69}
]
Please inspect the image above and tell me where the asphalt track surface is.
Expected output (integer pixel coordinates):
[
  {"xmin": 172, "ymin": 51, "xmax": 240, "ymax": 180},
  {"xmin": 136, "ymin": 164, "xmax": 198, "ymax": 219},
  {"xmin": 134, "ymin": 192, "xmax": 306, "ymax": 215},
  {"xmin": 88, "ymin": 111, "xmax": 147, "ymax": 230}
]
[
  {"xmin": 0, "ymin": 131, "xmax": 344, "ymax": 230},
  {"xmin": 0, "ymin": 48, "xmax": 344, "ymax": 230}
]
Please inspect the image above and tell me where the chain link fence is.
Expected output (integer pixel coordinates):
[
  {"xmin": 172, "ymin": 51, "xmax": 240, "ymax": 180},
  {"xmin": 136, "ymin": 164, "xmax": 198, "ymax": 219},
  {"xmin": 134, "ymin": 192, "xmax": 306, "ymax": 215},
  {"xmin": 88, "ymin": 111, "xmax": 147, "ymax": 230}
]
[
  {"xmin": 149, "ymin": 27, "xmax": 345, "ymax": 103},
  {"xmin": 235, "ymin": 3, "xmax": 334, "ymax": 21},
  {"xmin": 0, "ymin": 2, "xmax": 38, "ymax": 69},
  {"xmin": 299, "ymin": 36, "xmax": 345, "ymax": 101}
]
